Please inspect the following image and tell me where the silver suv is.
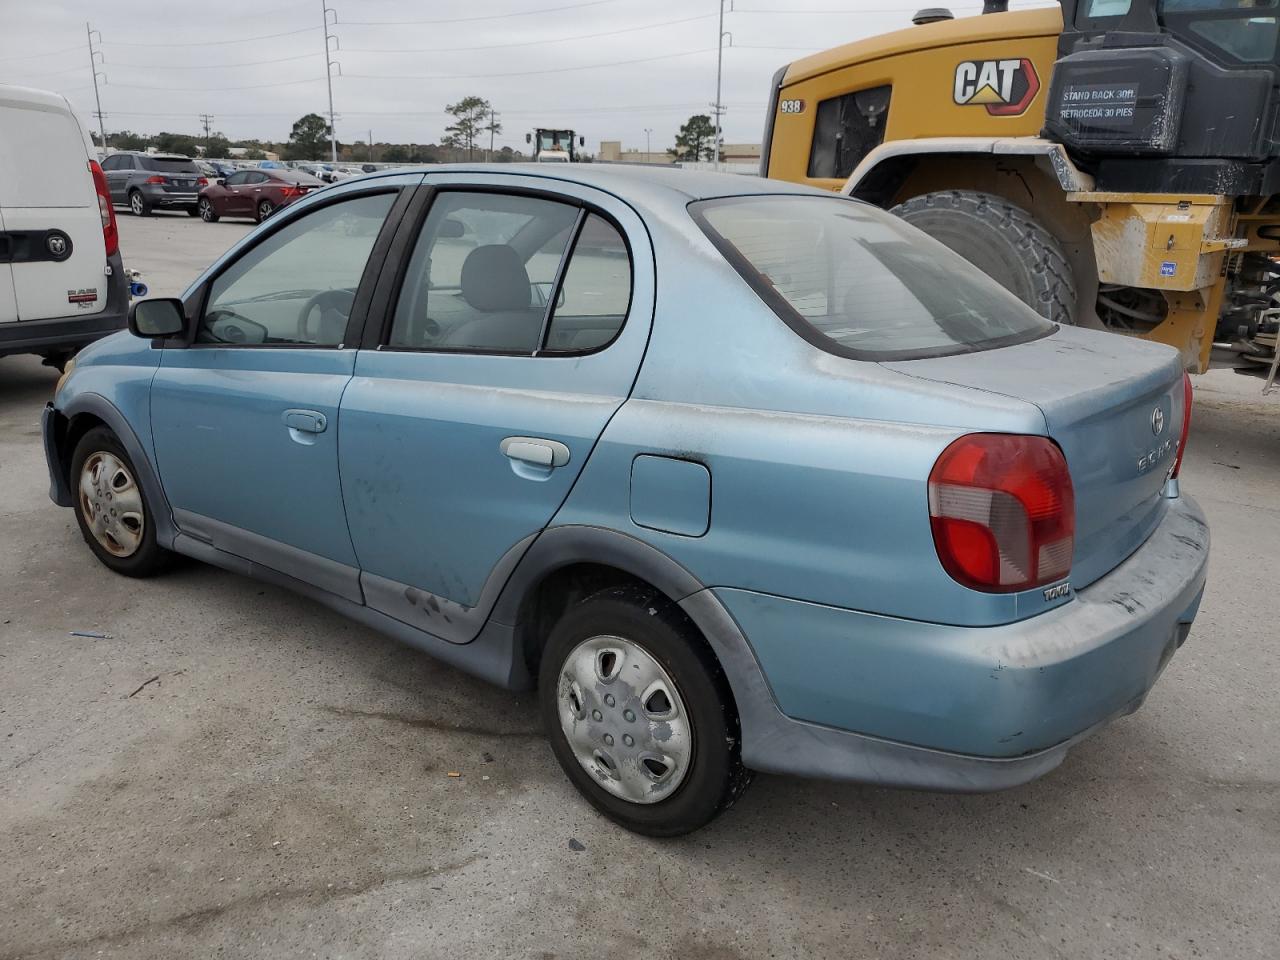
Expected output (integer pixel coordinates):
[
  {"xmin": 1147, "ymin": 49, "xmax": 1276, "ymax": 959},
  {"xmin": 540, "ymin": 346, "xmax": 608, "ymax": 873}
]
[{"xmin": 100, "ymin": 152, "xmax": 205, "ymax": 216}]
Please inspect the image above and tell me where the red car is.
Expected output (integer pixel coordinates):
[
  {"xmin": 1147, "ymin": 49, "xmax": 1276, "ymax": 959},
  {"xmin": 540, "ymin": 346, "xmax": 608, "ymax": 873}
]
[{"xmin": 196, "ymin": 169, "xmax": 323, "ymax": 223}]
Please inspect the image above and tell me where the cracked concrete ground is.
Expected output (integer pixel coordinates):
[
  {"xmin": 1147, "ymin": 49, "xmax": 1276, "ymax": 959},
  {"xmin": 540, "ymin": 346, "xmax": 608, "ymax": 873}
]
[{"xmin": 1, "ymin": 215, "xmax": 1277, "ymax": 959}]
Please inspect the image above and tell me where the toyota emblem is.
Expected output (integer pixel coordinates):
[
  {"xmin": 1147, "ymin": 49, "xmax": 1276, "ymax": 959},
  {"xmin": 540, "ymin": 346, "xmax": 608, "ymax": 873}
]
[{"xmin": 1151, "ymin": 406, "xmax": 1165, "ymax": 436}]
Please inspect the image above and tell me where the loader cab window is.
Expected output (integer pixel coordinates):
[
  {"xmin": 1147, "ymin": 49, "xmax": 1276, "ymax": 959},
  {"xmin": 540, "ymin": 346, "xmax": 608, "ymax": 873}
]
[
  {"xmin": 806, "ymin": 86, "xmax": 891, "ymax": 180},
  {"xmin": 1163, "ymin": 0, "xmax": 1280, "ymax": 64}
]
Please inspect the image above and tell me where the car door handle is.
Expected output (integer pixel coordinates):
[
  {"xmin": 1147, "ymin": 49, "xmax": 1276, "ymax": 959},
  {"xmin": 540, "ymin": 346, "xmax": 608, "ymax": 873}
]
[
  {"xmin": 501, "ymin": 436, "xmax": 570, "ymax": 468},
  {"xmin": 283, "ymin": 409, "xmax": 327, "ymax": 434}
]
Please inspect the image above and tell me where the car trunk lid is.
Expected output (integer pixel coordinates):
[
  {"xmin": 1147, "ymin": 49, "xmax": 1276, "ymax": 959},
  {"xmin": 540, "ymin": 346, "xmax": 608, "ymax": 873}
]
[{"xmin": 884, "ymin": 325, "xmax": 1186, "ymax": 589}]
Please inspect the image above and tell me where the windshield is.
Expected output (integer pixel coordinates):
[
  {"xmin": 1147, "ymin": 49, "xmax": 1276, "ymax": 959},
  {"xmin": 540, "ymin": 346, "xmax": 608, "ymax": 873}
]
[
  {"xmin": 691, "ymin": 195, "xmax": 1054, "ymax": 361},
  {"xmin": 151, "ymin": 157, "xmax": 200, "ymax": 173}
]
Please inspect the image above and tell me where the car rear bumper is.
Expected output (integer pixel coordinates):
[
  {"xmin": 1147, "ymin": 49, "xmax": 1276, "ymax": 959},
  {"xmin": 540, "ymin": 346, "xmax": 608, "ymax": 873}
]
[
  {"xmin": 704, "ymin": 494, "xmax": 1208, "ymax": 789},
  {"xmin": 0, "ymin": 252, "xmax": 128, "ymax": 358}
]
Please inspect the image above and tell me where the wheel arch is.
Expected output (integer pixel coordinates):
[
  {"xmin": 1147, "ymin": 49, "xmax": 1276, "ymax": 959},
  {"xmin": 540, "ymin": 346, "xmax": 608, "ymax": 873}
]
[{"xmin": 844, "ymin": 138, "xmax": 1101, "ymax": 328}]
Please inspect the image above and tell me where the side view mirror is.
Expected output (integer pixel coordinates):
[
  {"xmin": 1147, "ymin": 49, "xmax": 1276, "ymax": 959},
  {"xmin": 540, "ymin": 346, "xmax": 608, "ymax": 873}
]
[
  {"xmin": 579, "ymin": 136, "xmax": 585, "ymax": 147},
  {"xmin": 439, "ymin": 218, "xmax": 466, "ymax": 239},
  {"xmin": 525, "ymin": 133, "xmax": 532, "ymax": 144},
  {"xmin": 129, "ymin": 297, "xmax": 186, "ymax": 339},
  {"xmin": 215, "ymin": 178, "xmax": 226, "ymax": 186}
]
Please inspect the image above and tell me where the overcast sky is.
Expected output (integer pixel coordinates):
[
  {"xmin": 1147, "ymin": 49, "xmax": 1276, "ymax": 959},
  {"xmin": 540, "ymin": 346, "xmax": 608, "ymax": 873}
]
[{"xmin": 1, "ymin": 0, "xmax": 1050, "ymax": 152}]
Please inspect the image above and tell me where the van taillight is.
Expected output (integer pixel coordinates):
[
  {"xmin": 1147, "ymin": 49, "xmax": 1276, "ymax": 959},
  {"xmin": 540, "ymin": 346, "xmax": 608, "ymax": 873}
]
[
  {"xmin": 1170, "ymin": 372, "xmax": 1193, "ymax": 480},
  {"xmin": 87, "ymin": 160, "xmax": 118, "ymax": 258},
  {"xmin": 928, "ymin": 434, "xmax": 1074, "ymax": 593}
]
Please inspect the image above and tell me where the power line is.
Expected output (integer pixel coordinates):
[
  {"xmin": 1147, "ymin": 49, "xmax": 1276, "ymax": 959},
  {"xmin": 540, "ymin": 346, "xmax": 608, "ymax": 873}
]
[
  {"xmin": 106, "ymin": 76, "xmax": 329, "ymax": 92},
  {"xmin": 340, "ymin": 0, "xmax": 622, "ymax": 27},
  {"xmin": 345, "ymin": 47, "xmax": 716, "ymax": 82},
  {"xmin": 104, "ymin": 52, "xmax": 322, "ymax": 70},
  {"xmin": 105, "ymin": 25, "xmax": 322, "ymax": 48},
  {"xmin": 0, "ymin": 43, "xmax": 85, "ymax": 63},
  {"xmin": 342, "ymin": 13, "xmax": 716, "ymax": 55}
]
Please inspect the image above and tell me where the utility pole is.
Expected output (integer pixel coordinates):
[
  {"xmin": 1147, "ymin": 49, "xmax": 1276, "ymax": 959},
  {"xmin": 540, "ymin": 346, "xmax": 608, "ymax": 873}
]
[
  {"xmin": 488, "ymin": 108, "xmax": 498, "ymax": 163},
  {"xmin": 713, "ymin": 0, "xmax": 732, "ymax": 168},
  {"xmin": 85, "ymin": 23, "xmax": 107, "ymax": 154},
  {"xmin": 199, "ymin": 113, "xmax": 214, "ymax": 157},
  {"xmin": 322, "ymin": 2, "xmax": 340, "ymax": 163},
  {"xmin": 368, "ymin": 128, "xmax": 373, "ymax": 162},
  {"xmin": 644, "ymin": 127, "xmax": 653, "ymax": 159}
]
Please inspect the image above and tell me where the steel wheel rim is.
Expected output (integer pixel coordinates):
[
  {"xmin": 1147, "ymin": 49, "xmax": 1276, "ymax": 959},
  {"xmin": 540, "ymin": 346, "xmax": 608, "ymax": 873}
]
[
  {"xmin": 78, "ymin": 451, "xmax": 145, "ymax": 557},
  {"xmin": 130, "ymin": 193, "xmax": 143, "ymax": 215},
  {"xmin": 557, "ymin": 634, "xmax": 692, "ymax": 804},
  {"xmin": 199, "ymin": 199, "xmax": 213, "ymax": 221}
]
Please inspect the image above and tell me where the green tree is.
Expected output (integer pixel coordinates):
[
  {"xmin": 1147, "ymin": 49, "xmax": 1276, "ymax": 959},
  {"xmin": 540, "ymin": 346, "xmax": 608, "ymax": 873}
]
[
  {"xmin": 111, "ymin": 130, "xmax": 149, "ymax": 151},
  {"xmin": 383, "ymin": 144, "xmax": 410, "ymax": 163},
  {"xmin": 670, "ymin": 114, "xmax": 717, "ymax": 162},
  {"xmin": 442, "ymin": 96, "xmax": 494, "ymax": 161},
  {"xmin": 286, "ymin": 113, "xmax": 331, "ymax": 160},
  {"xmin": 243, "ymin": 147, "xmax": 267, "ymax": 161},
  {"xmin": 154, "ymin": 131, "xmax": 199, "ymax": 156},
  {"xmin": 204, "ymin": 133, "xmax": 232, "ymax": 158}
]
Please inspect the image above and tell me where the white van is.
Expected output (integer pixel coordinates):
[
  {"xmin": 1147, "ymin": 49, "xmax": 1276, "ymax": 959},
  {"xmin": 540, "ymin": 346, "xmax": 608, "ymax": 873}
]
[{"xmin": 0, "ymin": 84, "xmax": 128, "ymax": 368}]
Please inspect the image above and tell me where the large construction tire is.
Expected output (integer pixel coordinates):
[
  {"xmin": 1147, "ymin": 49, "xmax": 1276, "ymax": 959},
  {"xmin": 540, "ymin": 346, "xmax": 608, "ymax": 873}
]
[{"xmin": 891, "ymin": 190, "xmax": 1077, "ymax": 326}]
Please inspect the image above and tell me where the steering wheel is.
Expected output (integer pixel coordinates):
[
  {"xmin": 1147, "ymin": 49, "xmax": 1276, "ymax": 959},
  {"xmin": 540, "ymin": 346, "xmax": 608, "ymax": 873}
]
[{"xmin": 296, "ymin": 288, "xmax": 356, "ymax": 344}]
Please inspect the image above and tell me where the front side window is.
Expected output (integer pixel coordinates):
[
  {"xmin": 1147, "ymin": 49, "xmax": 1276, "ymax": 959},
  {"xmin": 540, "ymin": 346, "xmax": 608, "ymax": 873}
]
[
  {"xmin": 198, "ymin": 192, "xmax": 395, "ymax": 346},
  {"xmin": 692, "ymin": 195, "xmax": 1053, "ymax": 361},
  {"xmin": 388, "ymin": 192, "xmax": 579, "ymax": 353},
  {"xmin": 224, "ymin": 172, "xmax": 249, "ymax": 186}
]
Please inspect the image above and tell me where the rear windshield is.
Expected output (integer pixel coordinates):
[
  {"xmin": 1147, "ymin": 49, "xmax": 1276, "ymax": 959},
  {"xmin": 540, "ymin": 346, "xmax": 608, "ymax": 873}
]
[
  {"xmin": 149, "ymin": 156, "xmax": 200, "ymax": 173},
  {"xmin": 691, "ymin": 195, "xmax": 1054, "ymax": 361}
]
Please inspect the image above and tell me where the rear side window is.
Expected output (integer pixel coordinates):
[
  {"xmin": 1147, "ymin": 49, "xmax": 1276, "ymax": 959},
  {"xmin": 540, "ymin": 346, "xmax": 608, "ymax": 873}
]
[
  {"xmin": 691, "ymin": 195, "xmax": 1054, "ymax": 361},
  {"xmin": 806, "ymin": 86, "xmax": 890, "ymax": 180},
  {"xmin": 543, "ymin": 214, "xmax": 631, "ymax": 353}
]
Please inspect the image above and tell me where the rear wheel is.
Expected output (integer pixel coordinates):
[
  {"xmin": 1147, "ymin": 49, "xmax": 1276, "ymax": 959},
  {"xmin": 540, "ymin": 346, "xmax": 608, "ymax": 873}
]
[
  {"xmin": 70, "ymin": 426, "xmax": 171, "ymax": 577},
  {"xmin": 128, "ymin": 189, "xmax": 150, "ymax": 217},
  {"xmin": 198, "ymin": 198, "xmax": 219, "ymax": 222},
  {"xmin": 538, "ymin": 586, "xmax": 749, "ymax": 836},
  {"xmin": 255, "ymin": 199, "xmax": 274, "ymax": 223},
  {"xmin": 891, "ymin": 190, "xmax": 1077, "ymax": 326}
]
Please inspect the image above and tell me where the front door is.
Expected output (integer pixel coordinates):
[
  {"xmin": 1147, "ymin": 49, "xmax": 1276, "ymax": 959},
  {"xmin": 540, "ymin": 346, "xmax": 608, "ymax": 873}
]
[
  {"xmin": 150, "ymin": 185, "xmax": 408, "ymax": 601},
  {"xmin": 220, "ymin": 171, "xmax": 252, "ymax": 216},
  {"xmin": 338, "ymin": 178, "xmax": 653, "ymax": 639}
]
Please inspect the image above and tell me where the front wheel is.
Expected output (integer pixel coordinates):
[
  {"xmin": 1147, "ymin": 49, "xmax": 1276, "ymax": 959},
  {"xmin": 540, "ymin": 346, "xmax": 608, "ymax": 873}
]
[
  {"xmin": 70, "ymin": 426, "xmax": 171, "ymax": 577},
  {"xmin": 891, "ymin": 190, "xmax": 1077, "ymax": 326},
  {"xmin": 255, "ymin": 199, "xmax": 274, "ymax": 223},
  {"xmin": 198, "ymin": 198, "xmax": 219, "ymax": 222},
  {"xmin": 538, "ymin": 586, "xmax": 749, "ymax": 836}
]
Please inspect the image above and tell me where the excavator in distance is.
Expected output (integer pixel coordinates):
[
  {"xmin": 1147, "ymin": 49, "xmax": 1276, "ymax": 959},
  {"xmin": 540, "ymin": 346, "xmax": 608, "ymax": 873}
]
[{"xmin": 760, "ymin": 0, "xmax": 1280, "ymax": 376}]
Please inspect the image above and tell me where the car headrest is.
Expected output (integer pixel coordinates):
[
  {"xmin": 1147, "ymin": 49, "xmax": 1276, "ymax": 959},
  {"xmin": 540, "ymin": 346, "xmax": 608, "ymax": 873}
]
[{"xmin": 460, "ymin": 245, "xmax": 531, "ymax": 313}]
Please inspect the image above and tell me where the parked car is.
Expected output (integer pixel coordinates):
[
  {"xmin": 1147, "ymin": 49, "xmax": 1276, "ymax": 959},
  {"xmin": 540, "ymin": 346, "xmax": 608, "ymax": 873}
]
[
  {"xmin": 295, "ymin": 163, "xmax": 330, "ymax": 182},
  {"xmin": 328, "ymin": 165, "xmax": 363, "ymax": 182},
  {"xmin": 43, "ymin": 166, "xmax": 1209, "ymax": 836},
  {"xmin": 197, "ymin": 169, "xmax": 324, "ymax": 223},
  {"xmin": 257, "ymin": 160, "xmax": 285, "ymax": 169},
  {"xmin": 0, "ymin": 84, "xmax": 128, "ymax": 369},
  {"xmin": 361, "ymin": 163, "xmax": 379, "ymax": 173},
  {"xmin": 100, "ymin": 151, "xmax": 206, "ymax": 216},
  {"xmin": 205, "ymin": 160, "xmax": 237, "ymax": 179}
]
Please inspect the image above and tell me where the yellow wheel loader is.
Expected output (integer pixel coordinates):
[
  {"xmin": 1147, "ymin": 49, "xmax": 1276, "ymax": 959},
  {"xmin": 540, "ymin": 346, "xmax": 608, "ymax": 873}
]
[{"xmin": 759, "ymin": 0, "xmax": 1280, "ymax": 374}]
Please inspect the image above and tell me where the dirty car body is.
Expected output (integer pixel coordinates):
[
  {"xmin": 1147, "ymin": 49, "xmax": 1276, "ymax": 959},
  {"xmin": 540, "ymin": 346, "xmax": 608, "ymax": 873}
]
[{"xmin": 42, "ymin": 165, "xmax": 1209, "ymax": 832}]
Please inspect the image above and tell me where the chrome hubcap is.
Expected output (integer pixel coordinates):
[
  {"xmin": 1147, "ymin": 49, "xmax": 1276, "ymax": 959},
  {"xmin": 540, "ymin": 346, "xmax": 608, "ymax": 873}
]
[
  {"xmin": 79, "ymin": 451, "xmax": 144, "ymax": 557},
  {"xmin": 557, "ymin": 634, "xmax": 692, "ymax": 804},
  {"xmin": 130, "ymin": 194, "xmax": 143, "ymax": 215}
]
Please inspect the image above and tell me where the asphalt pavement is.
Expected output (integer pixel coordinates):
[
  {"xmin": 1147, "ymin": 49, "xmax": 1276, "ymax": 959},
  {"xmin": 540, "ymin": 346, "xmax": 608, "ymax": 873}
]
[{"xmin": 1, "ymin": 213, "xmax": 1276, "ymax": 959}]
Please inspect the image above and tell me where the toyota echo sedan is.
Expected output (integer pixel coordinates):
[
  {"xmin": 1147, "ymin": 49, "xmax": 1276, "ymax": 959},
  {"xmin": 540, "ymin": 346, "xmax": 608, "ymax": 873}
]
[{"xmin": 42, "ymin": 166, "xmax": 1209, "ymax": 836}]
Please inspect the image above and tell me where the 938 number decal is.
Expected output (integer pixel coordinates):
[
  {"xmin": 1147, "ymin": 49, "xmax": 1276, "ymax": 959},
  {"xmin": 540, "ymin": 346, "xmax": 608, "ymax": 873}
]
[{"xmin": 779, "ymin": 99, "xmax": 805, "ymax": 114}]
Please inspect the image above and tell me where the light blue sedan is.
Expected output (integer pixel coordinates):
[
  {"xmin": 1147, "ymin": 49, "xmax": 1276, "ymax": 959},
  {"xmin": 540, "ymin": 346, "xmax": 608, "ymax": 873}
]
[{"xmin": 43, "ymin": 166, "xmax": 1209, "ymax": 835}]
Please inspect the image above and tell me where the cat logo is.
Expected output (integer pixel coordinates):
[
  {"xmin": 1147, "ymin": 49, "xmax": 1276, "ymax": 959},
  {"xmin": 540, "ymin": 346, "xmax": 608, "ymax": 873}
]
[{"xmin": 953, "ymin": 58, "xmax": 1040, "ymax": 116}]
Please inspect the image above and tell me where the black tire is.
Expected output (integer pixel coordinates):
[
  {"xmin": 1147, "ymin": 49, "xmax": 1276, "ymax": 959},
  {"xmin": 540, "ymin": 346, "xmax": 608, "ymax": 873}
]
[
  {"xmin": 255, "ymin": 199, "xmax": 274, "ymax": 223},
  {"xmin": 127, "ymin": 189, "xmax": 151, "ymax": 217},
  {"xmin": 70, "ymin": 426, "xmax": 171, "ymax": 578},
  {"xmin": 538, "ymin": 585, "xmax": 750, "ymax": 836},
  {"xmin": 185, "ymin": 205, "xmax": 201, "ymax": 217},
  {"xmin": 198, "ymin": 198, "xmax": 219, "ymax": 223},
  {"xmin": 891, "ymin": 190, "xmax": 1077, "ymax": 326}
]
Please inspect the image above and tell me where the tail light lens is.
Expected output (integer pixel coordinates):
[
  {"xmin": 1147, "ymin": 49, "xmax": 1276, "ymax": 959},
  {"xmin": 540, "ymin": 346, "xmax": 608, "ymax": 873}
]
[
  {"xmin": 87, "ymin": 160, "xmax": 118, "ymax": 257},
  {"xmin": 144, "ymin": 175, "xmax": 165, "ymax": 184},
  {"xmin": 1170, "ymin": 372, "xmax": 1193, "ymax": 480},
  {"xmin": 197, "ymin": 177, "xmax": 209, "ymax": 187},
  {"xmin": 928, "ymin": 434, "xmax": 1075, "ymax": 593},
  {"xmin": 279, "ymin": 186, "xmax": 303, "ymax": 199}
]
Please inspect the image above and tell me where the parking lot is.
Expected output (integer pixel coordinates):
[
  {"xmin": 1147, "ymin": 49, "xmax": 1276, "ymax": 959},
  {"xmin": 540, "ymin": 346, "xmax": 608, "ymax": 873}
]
[{"xmin": 1, "ymin": 213, "xmax": 1277, "ymax": 959}]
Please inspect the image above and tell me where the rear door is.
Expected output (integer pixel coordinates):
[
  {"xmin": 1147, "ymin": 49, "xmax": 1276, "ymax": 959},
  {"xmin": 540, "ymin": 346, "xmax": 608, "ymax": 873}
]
[
  {"xmin": 0, "ymin": 89, "xmax": 106, "ymax": 322},
  {"xmin": 338, "ymin": 177, "xmax": 653, "ymax": 639},
  {"xmin": 101, "ymin": 154, "xmax": 130, "ymax": 203}
]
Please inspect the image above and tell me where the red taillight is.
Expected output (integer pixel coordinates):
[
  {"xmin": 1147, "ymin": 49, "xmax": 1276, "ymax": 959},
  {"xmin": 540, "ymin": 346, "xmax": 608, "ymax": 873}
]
[
  {"xmin": 928, "ymin": 434, "xmax": 1075, "ymax": 593},
  {"xmin": 87, "ymin": 160, "xmax": 119, "ymax": 258},
  {"xmin": 1170, "ymin": 372, "xmax": 1193, "ymax": 480},
  {"xmin": 279, "ymin": 185, "xmax": 304, "ymax": 199},
  {"xmin": 197, "ymin": 176, "xmax": 209, "ymax": 186},
  {"xmin": 144, "ymin": 175, "xmax": 165, "ymax": 184}
]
